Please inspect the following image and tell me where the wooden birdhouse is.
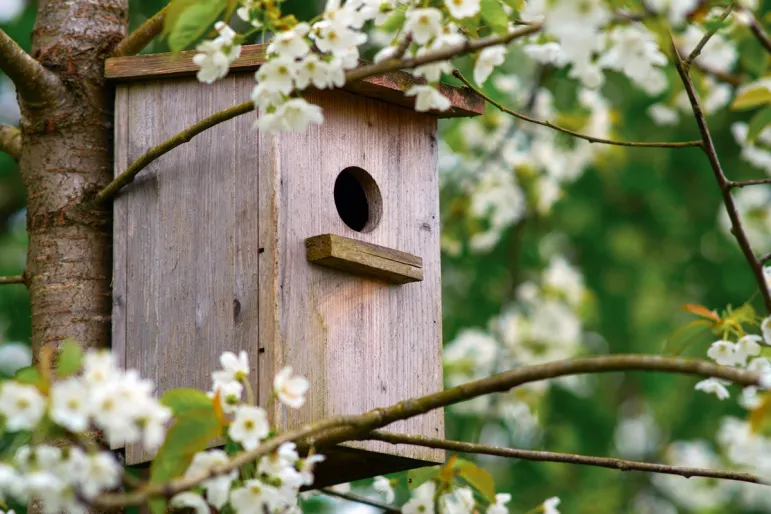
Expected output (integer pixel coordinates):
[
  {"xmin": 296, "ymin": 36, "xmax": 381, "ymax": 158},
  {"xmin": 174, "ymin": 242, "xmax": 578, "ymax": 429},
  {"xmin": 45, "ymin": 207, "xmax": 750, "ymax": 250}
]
[{"xmin": 105, "ymin": 45, "xmax": 483, "ymax": 486}]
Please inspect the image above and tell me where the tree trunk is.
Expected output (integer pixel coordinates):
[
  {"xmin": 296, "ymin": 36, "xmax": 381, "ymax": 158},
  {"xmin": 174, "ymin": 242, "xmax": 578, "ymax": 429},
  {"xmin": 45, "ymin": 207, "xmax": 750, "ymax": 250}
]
[{"xmin": 22, "ymin": 0, "xmax": 128, "ymax": 360}]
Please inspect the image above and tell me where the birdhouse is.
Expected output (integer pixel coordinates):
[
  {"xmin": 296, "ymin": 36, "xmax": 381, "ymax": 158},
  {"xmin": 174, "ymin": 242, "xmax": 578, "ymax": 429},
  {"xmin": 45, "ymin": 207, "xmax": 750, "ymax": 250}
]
[{"xmin": 105, "ymin": 45, "xmax": 483, "ymax": 486}]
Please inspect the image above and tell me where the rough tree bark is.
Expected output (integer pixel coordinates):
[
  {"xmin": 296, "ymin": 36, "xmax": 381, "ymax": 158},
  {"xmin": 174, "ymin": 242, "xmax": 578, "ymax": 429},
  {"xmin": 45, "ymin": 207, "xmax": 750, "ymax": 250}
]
[{"xmin": 21, "ymin": 0, "xmax": 128, "ymax": 361}]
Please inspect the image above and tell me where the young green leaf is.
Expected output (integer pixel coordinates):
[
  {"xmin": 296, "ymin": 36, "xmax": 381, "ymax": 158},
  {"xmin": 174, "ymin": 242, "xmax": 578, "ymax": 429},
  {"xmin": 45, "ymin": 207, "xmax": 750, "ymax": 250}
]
[
  {"xmin": 150, "ymin": 408, "xmax": 223, "ymax": 487},
  {"xmin": 407, "ymin": 465, "xmax": 440, "ymax": 490},
  {"xmin": 480, "ymin": 0, "xmax": 509, "ymax": 35},
  {"xmin": 55, "ymin": 339, "xmax": 83, "ymax": 378},
  {"xmin": 747, "ymin": 106, "xmax": 771, "ymax": 142},
  {"xmin": 161, "ymin": 388, "xmax": 216, "ymax": 416},
  {"xmin": 456, "ymin": 461, "xmax": 496, "ymax": 503},
  {"xmin": 13, "ymin": 366, "xmax": 44, "ymax": 390},
  {"xmin": 731, "ymin": 86, "xmax": 771, "ymax": 110},
  {"xmin": 165, "ymin": 0, "xmax": 229, "ymax": 53}
]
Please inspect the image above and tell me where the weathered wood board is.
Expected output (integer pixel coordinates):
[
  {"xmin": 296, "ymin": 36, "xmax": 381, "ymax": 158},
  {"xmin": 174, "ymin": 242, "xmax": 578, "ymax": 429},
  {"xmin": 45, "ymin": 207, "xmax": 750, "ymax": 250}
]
[{"xmin": 112, "ymin": 73, "xmax": 445, "ymax": 479}]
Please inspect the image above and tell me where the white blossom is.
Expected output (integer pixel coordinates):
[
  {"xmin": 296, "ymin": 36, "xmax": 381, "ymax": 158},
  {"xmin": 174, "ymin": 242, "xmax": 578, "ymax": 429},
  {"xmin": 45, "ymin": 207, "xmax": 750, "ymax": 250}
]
[
  {"xmin": 402, "ymin": 480, "xmax": 436, "ymax": 514},
  {"xmin": 474, "ymin": 46, "xmax": 507, "ymax": 85},
  {"xmin": 444, "ymin": 0, "xmax": 480, "ymax": 19},
  {"xmin": 406, "ymin": 85, "xmax": 451, "ymax": 112},
  {"xmin": 695, "ymin": 378, "xmax": 730, "ymax": 399},
  {"xmin": 212, "ymin": 350, "xmax": 249, "ymax": 387},
  {"xmin": 193, "ymin": 22, "xmax": 242, "ymax": 84},
  {"xmin": 735, "ymin": 335, "xmax": 763, "ymax": 366},
  {"xmin": 543, "ymin": 496, "xmax": 561, "ymax": 514},
  {"xmin": 0, "ymin": 381, "xmax": 46, "ymax": 431},
  {"xmin": 267, "ymin": 23, "xmax": 311, "ymax": 60},
  {"xmin": 229, "ymin": 405, "xmax": 270, "ymax": 450},
  {"xmin": 274, "ymin": 366, "xmax": 310, "ymax": 408},
  {"xmin": 598, "ymin": 25, "xmax": 667, "ymax": 85},
  {"xmin": 230, "ymin": 479, "xmax": 282, "ymax": 514},
  {"xmin": 707, "ymin": 340, "xmax": 739, "ymax": 366},
  {"xmin": 170, "ymin": 492, "xmax": 211, "ymax": 514},
  {"xmin": 405, "ymin": 8, "xmax": 443, "ymax": 45},
  {"xmin": 49, "ymin": 378, "xmax": 91, "ymax": 432},
  {"xmin": 373, "ymin": 476, "xmax": 395, "ymax": 503},
  {"xmin": 0, "ymin": 343, "xmax": 31, "ymax": 376},
  {"xmin": 487, "ymin": 493, "xmax": 511, "ymax": 514},
  {"xmin": 648, "ymin": 104, "xmax": 679, "ymax": 125},
  {"xmin": 256, "ymin": 58, "xmax": 296, "ymax": 95},
  {"xmin": 185, "ymin": 450, "xmax": 237, "ymax": 509}
]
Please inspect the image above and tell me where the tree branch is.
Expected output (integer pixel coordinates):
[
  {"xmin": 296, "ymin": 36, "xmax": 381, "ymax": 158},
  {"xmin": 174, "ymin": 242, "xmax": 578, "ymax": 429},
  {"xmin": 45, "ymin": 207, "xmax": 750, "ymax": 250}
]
[
  {"xmin": 0, "ymin": 275, "xmax": 24, "ymax": 285},
  {"xmin": 112, "ymin": 6, "xmax": 169, "ymax": 57},
  {"xmin": 94, "ymin": 24, "xmax": 542, "ymax": 204},
  {"xmin": 727, "ymin": 178, "xmax": 771, "ymax": 188},
  {"xmin": 452, "ymin": 69, "xmax": 702, "ymax": 149},
  {"xmin": 368, "ymin": 431, "xmax": 766, "ymax": 486},
  {"xmin": 685, "ymin": 4, "xmax": 733, "ymax": 68},
  {"xmin": 93, "ymin": 354, "xmax": 760, "ymax": 508},
  {"xmin": 320, "ymin": 489, "xmax": 399, "ymax": 513},
  {"xmin": 742, "ymin": 8, "xmax": 771, "ymax": 54},
  {"xmin": 93, "ymin": 101, "xmax": 255, "ymax": 205},
  {"xmin": 672, "ymin": 41, "xmax": 771, "ymax": 313},
  {"xmin": 0, "ymin": 29, "xmax": 65, "ymax": 106},
  {"xmin": 0, "ymin": 125, "xmax": 21, "ymax": 161}
]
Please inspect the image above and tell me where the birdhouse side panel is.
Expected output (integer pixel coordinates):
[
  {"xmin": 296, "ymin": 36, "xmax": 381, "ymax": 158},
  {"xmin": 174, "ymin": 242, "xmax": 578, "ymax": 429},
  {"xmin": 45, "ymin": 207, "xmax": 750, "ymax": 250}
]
[
  {"xmin": 113, "ymin": 75, "xmax": 261, "ymax": 464},
  {"xmin": 258, "ymin": 90, "xmax": 444, "ymax": 465}
]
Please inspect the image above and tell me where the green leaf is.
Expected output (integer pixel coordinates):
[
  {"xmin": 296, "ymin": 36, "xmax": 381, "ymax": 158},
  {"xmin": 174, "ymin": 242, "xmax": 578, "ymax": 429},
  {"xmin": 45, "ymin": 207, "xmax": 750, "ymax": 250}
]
[
  {"xmin": 165, "ymin": 0, "xmax": 228, "ymax": 53},
  {"xmin": 55, "ymin": 339, "xmax": 83, "ymax": 378},
  {"xmin": 747, "ymin": 107, "xmax": 771, "ymax": 142},
  {"xmin": 379, "ymin": 11, "xmax": 406, "ymax": 36},
  {"xmin": 480, "ymin": 0, "xmax": 509, "ymax": 35},
  {"xmin": 407, "ymin": 466, "xmax": 440, "ymax": 490},
  {"xmin": 161, "ymin": 388, "xmax": 215, "ymax": 416},
  {"xmin": 13, "ymin": 366, "xmax": 44, "ymax": 389},
  {"xmin": 150, "ymin": 408, "xmax": 222, "ymax": 487},
  {"xmin": 456, "ymin": 461, "xmax": 496, "ymax": 503},
  {"xmin": 731, "ymin": 86, "xmax": 771, "ymax": 110},
  {"xmin": 661, "ymin": 319, "xmax": 711, "ymax": 356}
]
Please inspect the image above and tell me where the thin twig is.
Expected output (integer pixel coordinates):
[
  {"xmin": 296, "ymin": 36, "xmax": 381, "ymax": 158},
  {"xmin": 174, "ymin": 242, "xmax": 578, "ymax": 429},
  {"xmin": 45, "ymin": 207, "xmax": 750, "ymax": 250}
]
[
  {"xmin": 112, "ymin": 6, "xmax": 169, "ymax": 57},
  {"xmin": 728, "ymin": 178, "xmax": 771, "ymax": 188},
  {"xmin": 693, "ymin": 61, "xmax": 744, "ymax": 87},
  {"xmin": 742, "ymin": 8, "xmax": 771, "ymax": 54},
  {"xmin": 673, "ymin": 41, "xmax": 771, "ymax": 313},
  {"xmin": 368, "ymin": 431, "xmax": 766, "ymax": 486},
  {"xmin": 0, "ymin": 29, "xmax": 65, "ymax": 106},
  {"xmin": 92, "ymin": 354, "xmax": 760, "ymax": 508},
  {"xmin": 93, "ymin": 101, "xmax": 255, "ymax": 205},
  {"xmin": 685, "ymin": 4, "xmax": 734, "ymax": 68},
  {"xmin": 0, "ymin": 125, "xmax": 21, "ymax": 161},
  {"xmin": 453, "ymin": 70, "xmax": 702, "ymax": 149},
  {"xmin": 94, "ymin": 24, "xmax": 542, "ymax": 204},
  {"xmin": 320, "ymin": 489, "xmax": 400, "ymax": 513},
  {"xmin": 760, "ymin": 252, "xmax": 771, "ymax": 265},
  {"xmin": 0, "ymin": 275, "xmax": 24, "ymax": 285}
]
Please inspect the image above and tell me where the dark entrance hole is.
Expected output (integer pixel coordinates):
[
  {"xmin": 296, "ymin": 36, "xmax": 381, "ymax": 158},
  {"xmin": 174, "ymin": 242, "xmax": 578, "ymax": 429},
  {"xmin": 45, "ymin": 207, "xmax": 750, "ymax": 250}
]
[{"xmin": 333, "ymin": 167, "xmax": 382, "ymax": 232}]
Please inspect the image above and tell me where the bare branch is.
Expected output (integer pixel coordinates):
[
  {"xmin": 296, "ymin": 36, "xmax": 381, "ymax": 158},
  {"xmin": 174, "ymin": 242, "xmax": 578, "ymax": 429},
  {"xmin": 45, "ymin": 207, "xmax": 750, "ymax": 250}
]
[
  {"xmin": 368, "ymin": 431, "xmax": 766, "ymax": 486},
  {"xmin": 685, "ymin": 4, "xmax": 733, "ymax": 68},
  {"xmin": 345, "ymin": 23, "xmax": 542, "ymax": 83},
  {"xmin": 0, "ymin": 125, "xmax": 21, "ymax": 161},
  {"xmin": 742, "ymin": 8, "xmax": 771, "ymax": 54},
  {"xmin": 452, "ymin": 70, "xmax": 702, "ymax": 149},
  {"xmin": 760, "ymin": 252, "xmax": 771, "ymax": 265},
  {"xmin": 728, "ymin": 178, "xmax": 771, "ymax": 188},
  {"xmin": 320, "ymin": 488, "xmax": 399, "ymax": 513},
  {"xmin": 93, "ymin": 354, "xmax": 760, "ymax": 508},
  {"xmin": 112, "ymin": 6, "xmax": 169, "ymax": 57},
  {"xmin": 95, "ymin": 24, "xmax": 541, "ymax": 204},
  {"xmin": 672, "ymin": 41, "xmax": 771, "ymax": 312},
  {"xmin": 0, "ymin": 275, "xmax": 24, "ymax": 285},
  {"xmin": 0, "ymin": 29, "xmax": 65, "ymax": 106},
  {"xmin": 693, "ymin": 61, "xmax": 745, "ymax": 87},
  {"xmin": 93, "ymin": 101, "xmax": 255, "ymax": 205}
]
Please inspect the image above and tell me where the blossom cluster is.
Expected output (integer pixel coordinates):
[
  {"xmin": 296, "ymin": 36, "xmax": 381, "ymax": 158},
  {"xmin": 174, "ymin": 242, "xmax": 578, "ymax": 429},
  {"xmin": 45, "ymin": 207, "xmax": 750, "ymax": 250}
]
[
  {"xmin": 444, "ymin": 255, "xmax": 590, "ymax": 444},
  {"xmin": 0, "ymin": 346, "xmax": 315, "ymax": 514},
  {"xmin": 694, "ymin": 315, "xmax": 771, "ymax": 400}
]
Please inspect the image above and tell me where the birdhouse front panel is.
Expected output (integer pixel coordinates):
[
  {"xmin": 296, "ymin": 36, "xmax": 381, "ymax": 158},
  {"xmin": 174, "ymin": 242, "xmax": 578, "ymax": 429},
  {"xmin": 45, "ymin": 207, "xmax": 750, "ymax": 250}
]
[
  {"xmin": 257, "ymin": 90, "xmax": 444, "ymax": 475},
  {"xmin": 108, "ymin": 45, "xmax": 484, "ymax": 482}
]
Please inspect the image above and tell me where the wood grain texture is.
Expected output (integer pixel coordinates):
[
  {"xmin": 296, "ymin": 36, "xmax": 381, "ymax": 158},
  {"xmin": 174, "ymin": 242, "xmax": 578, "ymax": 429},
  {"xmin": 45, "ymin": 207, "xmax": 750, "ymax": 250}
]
[
  {"xmin": 113, "ymin": 76, "xmax": 260, "ymax": 464},
  {"xmin": 306, "ymin": 233, "xmax": 423, "ymax": 284},
  {"xmin": 104, "ymin": 44, "xmax": 484, "ymax": 118},
  {"xmin": 113, "ymin": 75, "xmax": 444, "ymax": 477},
  {"xmin": 260, "ymin": 89, "xmax": 445, "ymax": 468}
]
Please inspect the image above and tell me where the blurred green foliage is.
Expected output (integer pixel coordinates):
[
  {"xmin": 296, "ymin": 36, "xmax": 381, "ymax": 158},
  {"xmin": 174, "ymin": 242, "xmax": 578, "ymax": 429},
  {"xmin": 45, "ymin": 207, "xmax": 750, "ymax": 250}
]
[{"xmin": 2, "ymin": 1, "xmax": 770, "ymax": 512}]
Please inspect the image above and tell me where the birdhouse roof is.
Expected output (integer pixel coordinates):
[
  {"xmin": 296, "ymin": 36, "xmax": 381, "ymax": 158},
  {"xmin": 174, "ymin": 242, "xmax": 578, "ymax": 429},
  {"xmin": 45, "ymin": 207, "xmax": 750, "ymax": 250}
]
[{"xmin": 104, "ymin": 44, "xmax": 484, "ymax": 118}]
